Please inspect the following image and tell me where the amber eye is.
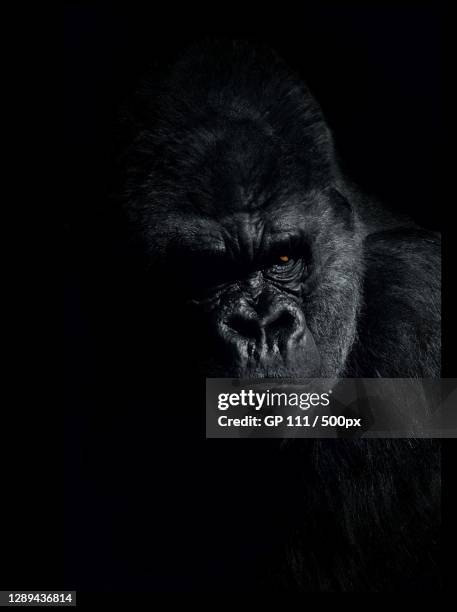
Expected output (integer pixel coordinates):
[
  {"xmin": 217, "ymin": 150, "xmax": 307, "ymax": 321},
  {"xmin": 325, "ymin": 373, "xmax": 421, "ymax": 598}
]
[{"xmin": 278, "ymin": 255, "xmax": 290, "ymax": 263}]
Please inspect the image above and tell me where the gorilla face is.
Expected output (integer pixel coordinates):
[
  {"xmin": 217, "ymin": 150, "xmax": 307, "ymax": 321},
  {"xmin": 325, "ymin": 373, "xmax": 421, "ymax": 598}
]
[{"xmin": 170, "ymin": 193, "xmax": 362, "ymax": 378}]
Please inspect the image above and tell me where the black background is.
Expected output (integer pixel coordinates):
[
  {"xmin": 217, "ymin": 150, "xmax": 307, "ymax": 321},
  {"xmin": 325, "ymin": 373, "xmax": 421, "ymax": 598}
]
[{"xmin": 60, "ymin": 2, "xmax": 453, "ymax": 598}]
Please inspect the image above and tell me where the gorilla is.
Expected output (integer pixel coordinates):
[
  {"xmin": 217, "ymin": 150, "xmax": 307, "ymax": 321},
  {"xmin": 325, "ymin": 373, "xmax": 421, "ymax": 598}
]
[
  {"xmin": 80, "ymin": 40, "xmax": 441, "ymax": 592},
  {"xmin": 125, "ymin": 40, "xmax": 440, "ymax": 381}
]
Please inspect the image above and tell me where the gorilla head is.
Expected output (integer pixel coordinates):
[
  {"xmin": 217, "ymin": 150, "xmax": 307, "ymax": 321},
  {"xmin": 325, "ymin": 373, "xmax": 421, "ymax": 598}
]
[{"xmin": 125, "ymin": 41, "xmax": 368, "ymax": 379}]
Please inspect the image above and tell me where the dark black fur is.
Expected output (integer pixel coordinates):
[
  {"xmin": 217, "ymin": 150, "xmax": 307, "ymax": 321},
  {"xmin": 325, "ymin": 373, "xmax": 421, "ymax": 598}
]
[{"xmin": 117, "ymin": 40, "xmax": 441, "ymax": 591}]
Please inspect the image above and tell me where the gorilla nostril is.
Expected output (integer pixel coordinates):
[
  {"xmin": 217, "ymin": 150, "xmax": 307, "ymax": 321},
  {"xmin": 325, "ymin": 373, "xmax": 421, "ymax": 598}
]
[
  {"xmin": 265, "ymin": 309, "xmax": 297, "ymax": 338},
  {"xmin": 227, "ymin": 313, "xmax": 261, "ymax": 340}
]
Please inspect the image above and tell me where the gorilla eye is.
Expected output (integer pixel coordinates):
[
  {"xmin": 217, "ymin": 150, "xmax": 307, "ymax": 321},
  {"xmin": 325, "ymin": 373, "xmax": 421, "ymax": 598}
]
[
  {"xmin": 274, "ymin": 255, "xmax": 296, "ymax": 269},
  {"xmin": 265, "ymin": 253, "xmax": 305, "ymax": 283}
]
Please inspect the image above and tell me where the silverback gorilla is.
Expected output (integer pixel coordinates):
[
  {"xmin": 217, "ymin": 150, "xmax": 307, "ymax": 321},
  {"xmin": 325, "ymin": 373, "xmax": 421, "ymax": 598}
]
[{"xmin": 119, "ymin": 40, "xmax": 441, "ymax": 591}]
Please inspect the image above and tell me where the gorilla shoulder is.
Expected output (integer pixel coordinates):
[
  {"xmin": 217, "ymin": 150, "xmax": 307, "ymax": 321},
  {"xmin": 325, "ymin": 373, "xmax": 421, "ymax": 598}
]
[{"xmin": 346, "ymin": 227, "xmax": 441, "ymax": 377}]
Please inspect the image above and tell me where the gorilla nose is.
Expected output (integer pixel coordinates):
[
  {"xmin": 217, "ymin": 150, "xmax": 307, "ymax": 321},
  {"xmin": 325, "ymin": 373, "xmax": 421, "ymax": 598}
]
[
  {"xmin": 213, "ymin": 298, "xmax": 315, "ymax": 373},
  {"xmin": 227, "ymin": 311, "xmax": 261, "ymax": 341},
  {"xmin": 226, "ymin": 305, "xmax": 301, "ymax": 344}
]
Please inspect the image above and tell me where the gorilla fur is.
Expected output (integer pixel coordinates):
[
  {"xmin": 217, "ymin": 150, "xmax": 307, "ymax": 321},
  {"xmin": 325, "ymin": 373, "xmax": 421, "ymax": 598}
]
[{"xmin": 115, "ymin": 40, "xmax": 442, "ymax": 591}]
